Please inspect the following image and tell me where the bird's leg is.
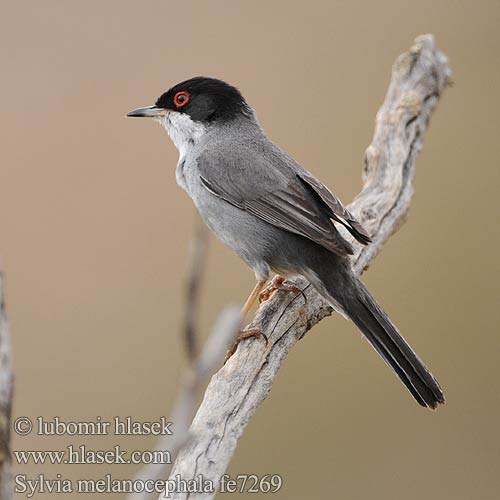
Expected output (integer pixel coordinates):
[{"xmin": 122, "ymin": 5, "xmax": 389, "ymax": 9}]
[
  {"xmin": 259, "ymin": 275, "xmax": 306, "ymax": 303},
  {"xmin": 225, "ymin": 279, "xmax": 268, "ymax": 363},
  {"xmin": 225, "ymin": 275, "xmax": 308, "ymax": 362},
  {"xmin": 241, "ymin": 278, "xmax": 267, "ymax": 317}
]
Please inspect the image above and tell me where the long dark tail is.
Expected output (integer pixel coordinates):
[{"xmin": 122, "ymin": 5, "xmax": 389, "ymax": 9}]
[{"xmin": 307, "ymin": 267, "xmax": 445, "ymax": 409}]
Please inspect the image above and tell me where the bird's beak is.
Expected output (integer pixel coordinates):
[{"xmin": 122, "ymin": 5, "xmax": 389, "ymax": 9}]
[{"xmin": 126, "ymin": 105, "xmax": 166, "ymax": 118}]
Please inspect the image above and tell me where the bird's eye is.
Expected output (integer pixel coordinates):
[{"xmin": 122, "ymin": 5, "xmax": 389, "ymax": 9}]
[{"xmin": 174, "ymin": 91, "xmax": 190, "ymax": 108}]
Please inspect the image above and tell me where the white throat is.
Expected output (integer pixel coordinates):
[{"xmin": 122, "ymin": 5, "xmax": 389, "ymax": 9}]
[{"xmin": 160, "ymin": 112, "xmax": 206, "ymax": 160}]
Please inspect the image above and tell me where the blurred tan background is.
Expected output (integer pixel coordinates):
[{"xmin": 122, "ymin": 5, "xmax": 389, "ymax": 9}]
[{"xmin": 1, "ymin": 0, "xmax": 499, "ymax": 498}]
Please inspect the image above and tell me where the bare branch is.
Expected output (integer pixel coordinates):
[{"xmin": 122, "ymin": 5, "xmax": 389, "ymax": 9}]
[
  {"xmin": 163, "ymin": 35, "xmax": 451, "ymax": 500},
  {"xmin": 0, "ymin": 273, "xmax": 13, "ymax": 500},
  {"xmin": 183, "ymin": 219, "xmax": 210, "ymax": 362}
]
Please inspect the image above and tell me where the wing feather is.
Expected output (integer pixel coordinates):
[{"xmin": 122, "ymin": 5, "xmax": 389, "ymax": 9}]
[
  {"xmin": 297, "ymin": 172, "xmax": 372, "ymax": 244},
  {"xmin": 197, "ymin": 147, "xmax": 371, "ymax": 256}
]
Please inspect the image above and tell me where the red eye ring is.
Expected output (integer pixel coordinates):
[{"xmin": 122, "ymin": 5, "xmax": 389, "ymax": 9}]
[{"xmin": 174, "ymin": 91, "xmax": 190, "ymax": 108}]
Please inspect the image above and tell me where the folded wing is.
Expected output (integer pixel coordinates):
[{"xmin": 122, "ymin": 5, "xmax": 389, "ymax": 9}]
[{"xmin": 198, "ymin": 147, "xmax": 371, "ymax": 257}]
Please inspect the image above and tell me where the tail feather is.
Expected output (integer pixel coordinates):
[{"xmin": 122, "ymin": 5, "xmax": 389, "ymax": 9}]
[
  {"xmin": 308, "ymin": 268, "xmax": 445, "ymax": 409},
  {"xmin": 350, "ymin": 284, "xmax": 444, "ymax": 409}
]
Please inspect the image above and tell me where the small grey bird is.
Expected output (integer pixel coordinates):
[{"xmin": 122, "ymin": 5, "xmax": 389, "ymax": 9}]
[{"xmin": 128, "ymin": 76, "xmax": 445, "ymax": 409}]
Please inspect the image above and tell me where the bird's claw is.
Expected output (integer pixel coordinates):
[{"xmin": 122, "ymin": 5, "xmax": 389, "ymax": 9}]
[
  {"xmin": 259, "ymin": 275, "xmax": 307, "ymax": 303},
  {"xmin": 224, "ymin": 327, "xmax": 268, "ymax": 364}
]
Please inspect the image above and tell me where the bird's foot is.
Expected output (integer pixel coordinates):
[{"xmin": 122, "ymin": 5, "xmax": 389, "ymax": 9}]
[
  {"xmin": 259, "ymin": 275, "xmax": 306, "ymax": 303},
  {"xmin": 224, "ymin": 327, "xmax": 268, "ymax": 363}
]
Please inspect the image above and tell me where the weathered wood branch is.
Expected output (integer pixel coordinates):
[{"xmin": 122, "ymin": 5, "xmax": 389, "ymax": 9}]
[
  {"xmin": 0, "ymin": 273, "xmax": 13, "ymax": 500},
  {"xmin": 164, "ymin": 35, "xmax": 451, "ymax": 499}
]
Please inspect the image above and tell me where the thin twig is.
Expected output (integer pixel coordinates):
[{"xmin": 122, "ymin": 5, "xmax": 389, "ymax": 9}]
[
  {"xmin": 183, "ymin": 219, "xmax": 210, "ymax": 362},
  {"xmin": 127, "ymin": 306, "xmax": 241, "ymax": 500},
  {"xmin": 0, "ymin": 273, "xmax": 13, "ymax": 500}
]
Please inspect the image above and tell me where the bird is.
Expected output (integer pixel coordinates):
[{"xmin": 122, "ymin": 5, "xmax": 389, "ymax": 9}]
[{"xmin": 127, "ymin": 76, "xmax": 445, "ymax": 410}]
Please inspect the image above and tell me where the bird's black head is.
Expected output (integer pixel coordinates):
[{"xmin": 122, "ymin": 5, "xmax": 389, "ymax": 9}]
[{"xmin": 154, "ymin": 76, "xmax": 251, "ymax": 124}]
